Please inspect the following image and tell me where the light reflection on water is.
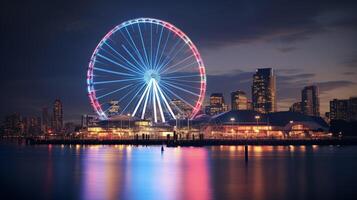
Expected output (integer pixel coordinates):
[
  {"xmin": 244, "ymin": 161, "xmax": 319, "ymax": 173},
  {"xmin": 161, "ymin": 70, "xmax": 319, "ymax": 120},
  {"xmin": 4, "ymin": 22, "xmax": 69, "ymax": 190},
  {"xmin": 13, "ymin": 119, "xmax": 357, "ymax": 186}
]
[{"xmin": 1, "ymin": 144, "xmax": 357, "ymax": 200}]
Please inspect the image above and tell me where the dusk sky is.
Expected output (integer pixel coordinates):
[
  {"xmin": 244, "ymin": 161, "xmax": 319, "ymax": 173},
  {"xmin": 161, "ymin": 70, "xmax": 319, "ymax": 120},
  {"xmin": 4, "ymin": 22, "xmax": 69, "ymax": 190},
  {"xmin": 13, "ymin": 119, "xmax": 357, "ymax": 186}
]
[{"xmin": 1, "ymin": 0, "xmax": 357, "ymax": 122}]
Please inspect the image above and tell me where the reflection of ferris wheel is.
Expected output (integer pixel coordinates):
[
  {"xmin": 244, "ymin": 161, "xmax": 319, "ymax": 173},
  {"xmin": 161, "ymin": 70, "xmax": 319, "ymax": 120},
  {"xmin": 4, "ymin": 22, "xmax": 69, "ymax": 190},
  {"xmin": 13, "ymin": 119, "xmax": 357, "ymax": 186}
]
[{"xmin": 87, "ymin": 18, "xmax": 206, "ymax": 123}]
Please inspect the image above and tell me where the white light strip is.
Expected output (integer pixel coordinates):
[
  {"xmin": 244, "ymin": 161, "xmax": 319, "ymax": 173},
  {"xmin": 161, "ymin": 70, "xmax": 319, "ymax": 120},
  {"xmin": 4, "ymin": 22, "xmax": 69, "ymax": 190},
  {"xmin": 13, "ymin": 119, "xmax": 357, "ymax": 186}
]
[
  {"xmin": 153, "ymin": 79, "xmax": 166, "ymax": 122},
  {"xmin": 132, "ymin": 79, "xmax": 152, "ymax": 117},
  {"xmin": 154, "ymin": 80, "xmax": 176, "ymax": 120},
  {"xmin": 152, "ymin": 80, "xmax": 157, "ymax": 123},
  {"xmin": 141, "ymin": 81, "xmax": 152, "ymax": 119}
]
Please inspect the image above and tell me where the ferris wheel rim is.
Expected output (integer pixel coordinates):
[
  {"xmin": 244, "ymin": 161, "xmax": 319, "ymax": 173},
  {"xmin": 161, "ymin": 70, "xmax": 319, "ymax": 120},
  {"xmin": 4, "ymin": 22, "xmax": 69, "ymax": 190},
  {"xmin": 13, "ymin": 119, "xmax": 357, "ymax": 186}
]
[{"xmin": 87, "ymin": 18, "xmax": 206, "ymax": 121}]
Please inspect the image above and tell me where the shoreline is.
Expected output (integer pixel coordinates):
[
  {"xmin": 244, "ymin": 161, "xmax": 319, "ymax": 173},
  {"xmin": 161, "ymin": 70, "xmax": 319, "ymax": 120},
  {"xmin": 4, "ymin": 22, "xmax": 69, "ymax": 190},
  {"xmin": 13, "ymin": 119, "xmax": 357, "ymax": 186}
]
[{"xmin": 16, "ymin": 137, "xmax": 357, "ymax": 147}]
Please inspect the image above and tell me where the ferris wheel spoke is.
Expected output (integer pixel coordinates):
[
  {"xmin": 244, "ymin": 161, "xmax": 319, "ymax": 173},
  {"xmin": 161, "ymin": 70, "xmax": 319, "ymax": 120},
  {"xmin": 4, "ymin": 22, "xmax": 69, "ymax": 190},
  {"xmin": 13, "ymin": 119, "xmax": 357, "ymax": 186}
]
[
  {"xmin": 132, "ymin": 79, "xmax": 152, "ymax": 117},
  {"xmin": 156, "ymin": 42, "xmax": 187, "ymax": 73},
  {"xmin": 137, "ymin": 23, "xmax": 150, "ymax": 67},
  {"xmin": 162, "ymin": 79, "xmax": 201, "ymax": 91},
  {"xmin": 96, "ymin": 83, "xmax": 135, "ymax": 100},
  {"xmin": 162, "ymin": 73, "xmax": 201, "ymax": 79},
  {"xmin": 161, "ymin": 54, "xmax": 195, "ymax": 74},
  {"xmin": 154, "ymin": 29, "xmax": 171, "ymax": 70},
  {"xmin": 161, "ymin": 81, "xmax": 200, "ymax": 97},
  {"xmin": 119, "ymin": 30, "xmax": 147, "ymax": 70},
  {"xmin": 102, "ymin": 41, "xmax": 144, "ymax": 73},
  {"xmin": 162, "ymin": 78, "xmax": 201, "ymax": 84},
  {"xmin": 141, "ymin": 82, "xmax": 152, "ymax": 119},
  {"xmin": 153, "ymin": 25, "xmax": 164, "ymax": 70},
  {"xmin": 153, "ymin": 80, "xmax": 166, "ymax": 122},
  {"xmin": 120, "ymin": 82, "xmax": 148, "ymax": 115},
  {"xmin": 123, "ymin": 27, "xmax": 148, "ymax": 70},
  {"xmin": 150, "ymin": 23, "xmax": 153, "ymax": 69},
  {"xmin": 93, "ymin": 77, "xmax": 142, "ymax": 85},
  {"xmin": 121, "ymin": 45, "xmax": 147, "ymax": 72},
  {"xmin": 153, "ymin": 80, "xmax": 176, "ymax": 119},
  {"xmin": 159, "ymin": 84, "xmax": 195, "ymax": 109},
  {"xmin": 96, "ymin": 53, "xmax": 142, "ymax": 75},
  {"xmin": 155, "ymin": 36, "xmax": 182, "ymax": 72},
  {"xmin": 93, "ymin": 67, "xmax": 136, "ymax": 77}
]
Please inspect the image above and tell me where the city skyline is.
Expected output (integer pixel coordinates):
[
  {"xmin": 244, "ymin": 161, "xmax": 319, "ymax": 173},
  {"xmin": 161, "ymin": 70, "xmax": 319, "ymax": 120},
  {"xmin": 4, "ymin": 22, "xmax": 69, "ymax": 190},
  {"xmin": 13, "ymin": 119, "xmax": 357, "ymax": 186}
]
[{"xmin": 1, "ymin": 0, "xmax": 357, "ymax": 121}]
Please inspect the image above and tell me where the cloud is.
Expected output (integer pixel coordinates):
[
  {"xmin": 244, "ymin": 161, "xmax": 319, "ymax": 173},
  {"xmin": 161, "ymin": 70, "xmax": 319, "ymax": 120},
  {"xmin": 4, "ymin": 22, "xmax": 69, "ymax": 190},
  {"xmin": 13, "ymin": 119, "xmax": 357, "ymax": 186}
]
[
  {"xmin": 316, "ymin": 80, "xmax": 355, "ymax": 93},
  {"xmin": 277, "ymin": 47, "xmax": 297, "ymax": 53}
]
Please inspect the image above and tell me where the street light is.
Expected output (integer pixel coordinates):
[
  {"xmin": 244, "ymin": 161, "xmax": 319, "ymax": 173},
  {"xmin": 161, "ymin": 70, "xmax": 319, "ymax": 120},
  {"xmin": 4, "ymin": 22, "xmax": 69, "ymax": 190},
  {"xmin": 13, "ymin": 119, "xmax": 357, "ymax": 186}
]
[
  {"xmin": 230, "ymin": 117, "xmax": 235, "ymax": 134},
  {"xmin": 127, "ymin": 113, "xmax": 131, "ymax": 130},
  {"xmin": 255, "ymin": 115, "xmax": 260, "ymax": 125}
]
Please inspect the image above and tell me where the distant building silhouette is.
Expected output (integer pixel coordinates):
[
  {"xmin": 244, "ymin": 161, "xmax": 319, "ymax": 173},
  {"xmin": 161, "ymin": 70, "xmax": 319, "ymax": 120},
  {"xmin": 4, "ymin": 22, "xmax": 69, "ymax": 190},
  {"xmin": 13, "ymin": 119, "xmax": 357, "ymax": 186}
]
[
  {"xmin": 302, "ymin": 85, "xmax": 320, "ymax": 116},
  {"xmin": 52, "ymin": 99, "xmax": 63, "ymax": 133},
  {"xmin": 205, "ymin": 93, "xmax": 228, "ymax": 115},
  {"xmin": 252, "ymin": 68, "xmax": 277, "ymax": 113},
  {"xmin": 231, "ymin": 90, "xmax": 250, "ymax": 110},
  {"xmin": 289, "ymin": 102, "xmax": 302, "ymax": 113},
  {"xmin": 42, "ymin": 107, "xmax": 50, "ymax": 133}
]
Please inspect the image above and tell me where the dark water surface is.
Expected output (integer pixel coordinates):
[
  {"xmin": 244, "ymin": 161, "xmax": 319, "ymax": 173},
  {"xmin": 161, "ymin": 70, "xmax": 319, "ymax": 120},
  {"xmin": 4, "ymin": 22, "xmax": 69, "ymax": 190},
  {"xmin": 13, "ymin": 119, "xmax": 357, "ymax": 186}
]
[{"xmin": 1, "ymin": 143, "xmax": 357, "ymax": 200}]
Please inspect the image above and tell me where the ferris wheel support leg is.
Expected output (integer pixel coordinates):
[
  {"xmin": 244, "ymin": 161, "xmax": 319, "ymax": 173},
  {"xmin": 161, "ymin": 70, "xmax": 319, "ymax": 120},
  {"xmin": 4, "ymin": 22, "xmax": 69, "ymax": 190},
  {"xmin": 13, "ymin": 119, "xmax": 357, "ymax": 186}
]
[
  {"xmin": 154, "ymin": 80, "xmax": 176, "ymax": 120},
  {"xmin": 141, "ymin": 83, "xmax": 151, "ymax": 119},
  {"xmin": 132, "ymin": 79, "xmax": 152, "ymax": 117},
  {"xmin": 153, "ymin": 79, "xmax": 165, "ymax": 123}
]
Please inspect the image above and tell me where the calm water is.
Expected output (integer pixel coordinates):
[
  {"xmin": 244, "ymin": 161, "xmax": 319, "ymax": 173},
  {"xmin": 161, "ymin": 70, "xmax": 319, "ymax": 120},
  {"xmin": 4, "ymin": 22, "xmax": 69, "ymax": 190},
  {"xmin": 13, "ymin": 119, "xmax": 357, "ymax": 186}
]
[{"xmin": 1, "ymin": 143, "xmax": 357, "ymax": 200}]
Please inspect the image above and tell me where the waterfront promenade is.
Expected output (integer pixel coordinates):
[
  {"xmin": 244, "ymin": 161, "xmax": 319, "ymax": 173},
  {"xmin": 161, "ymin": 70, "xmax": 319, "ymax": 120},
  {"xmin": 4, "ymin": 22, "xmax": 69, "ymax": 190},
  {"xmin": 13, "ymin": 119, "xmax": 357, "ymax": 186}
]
[{"xmin": 21, "ymin": 137, "xmax": 357, "ymax": 147}]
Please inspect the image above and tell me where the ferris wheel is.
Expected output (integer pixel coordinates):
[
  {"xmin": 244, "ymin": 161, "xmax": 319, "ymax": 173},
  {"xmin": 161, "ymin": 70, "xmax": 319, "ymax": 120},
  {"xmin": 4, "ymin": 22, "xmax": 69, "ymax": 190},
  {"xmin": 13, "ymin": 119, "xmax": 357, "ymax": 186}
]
[{"xmin": 87, "ymin": 18, "xmax": 206, "ymax": 123}]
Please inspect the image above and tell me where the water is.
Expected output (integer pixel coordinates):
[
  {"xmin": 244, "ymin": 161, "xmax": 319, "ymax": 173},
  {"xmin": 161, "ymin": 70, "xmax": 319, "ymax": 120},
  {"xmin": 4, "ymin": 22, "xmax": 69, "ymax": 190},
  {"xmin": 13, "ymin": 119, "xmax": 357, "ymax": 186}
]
[{"xmin": 1, "ymin": 143, "xmax": 357, "ymax": 200}]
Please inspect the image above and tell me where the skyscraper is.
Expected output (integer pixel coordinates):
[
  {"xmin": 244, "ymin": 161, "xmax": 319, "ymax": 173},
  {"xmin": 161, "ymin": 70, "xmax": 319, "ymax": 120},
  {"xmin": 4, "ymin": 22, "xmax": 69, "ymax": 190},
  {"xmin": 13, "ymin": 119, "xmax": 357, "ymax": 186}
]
[
  {"xmin": 42, "ymin": 107, "xmax": 50, "ymax": 133},
  {"xmin": 205, "ymin": 93, "xmax": 228, "ymax": 115},
  {"xmin": 329, "ymin": 99, "xmax": 349, "ymax": 121},
  {"xmin": 252, "ymin": 68, "xmax": 277, "ymax": 113},
  {"xmin": 302, "ymin": 85, "xmax": 320, "ymax": 116},
  {"xmin": 52, "ymin": 99, "xmax": 63, "ymax": 133},
  {"xmin": 231, "ymin": 90, "xmax": 249, "ymax": 110}
]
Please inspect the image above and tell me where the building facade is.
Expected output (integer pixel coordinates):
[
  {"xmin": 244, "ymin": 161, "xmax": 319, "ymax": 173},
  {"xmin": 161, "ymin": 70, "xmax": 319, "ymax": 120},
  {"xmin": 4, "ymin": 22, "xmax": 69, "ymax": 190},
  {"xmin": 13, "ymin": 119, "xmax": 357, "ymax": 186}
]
[
  {"xmin": 289, "ymin": 102, "xmax": 302, "ymax": 113},
  {"xmin": 252, "ymin": 68, "xmax": 277, "ymax": 113},
  {"xmin": 301, "ymin": 85, "xmax": 320, "ymax": 116},
  {"xmin": 231, "ymin": 90, "xmax": 249, "ymax": 110},
  {"xmin": 329, "ymin": 99, "xmax": 349, "ymax": 121},
  {"xmin": 205, "ymin": 93, "xmax": 228, "ymax": 115},
  {"xmin": 52, "ymin": 99, "xmax": 63, "ymax": 133}
]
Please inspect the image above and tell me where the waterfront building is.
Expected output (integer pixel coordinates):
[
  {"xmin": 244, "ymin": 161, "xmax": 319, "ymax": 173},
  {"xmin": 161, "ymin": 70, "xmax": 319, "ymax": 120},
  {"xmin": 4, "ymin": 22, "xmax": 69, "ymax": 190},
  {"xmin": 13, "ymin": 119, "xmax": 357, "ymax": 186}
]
[
  {"xmin": 205, "ymin": 93, "xmax": 228, "ymax": 115},
  {"xmin": 52, "ymin": 99, "xmax": 63, "ymax": 133},
  {"xmin": 252, "ymin": 68, "xmax": 277, "ymax": 113},
  {"xmin": 231, "ymin": 90, "xmax": 249, "ymax": 110},
  {"xmin": 203, "ymin": 110, "xmax": 329, "ymax": 138},
  {"xmin": 301, "ymin": 85, "xmax": 320, "ymax": 116},
  {"xmin": 289, "ymin": 102, "xmax": 302, "ymax": 113}
]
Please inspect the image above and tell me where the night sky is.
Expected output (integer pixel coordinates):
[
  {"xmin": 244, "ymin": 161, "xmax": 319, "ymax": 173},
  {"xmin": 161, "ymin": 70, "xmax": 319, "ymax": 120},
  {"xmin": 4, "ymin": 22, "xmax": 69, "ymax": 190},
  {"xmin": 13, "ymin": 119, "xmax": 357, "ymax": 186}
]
[{"xmin": 1, "ymin": 0, "xmax": 357, "ymax": 122}]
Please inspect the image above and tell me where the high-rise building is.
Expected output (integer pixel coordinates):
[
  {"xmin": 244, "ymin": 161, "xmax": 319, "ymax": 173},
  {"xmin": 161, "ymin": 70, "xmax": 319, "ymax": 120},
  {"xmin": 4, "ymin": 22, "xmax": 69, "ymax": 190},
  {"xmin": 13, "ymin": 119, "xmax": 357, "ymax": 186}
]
[
  {"xmin": 52, "ymin": 99, "xmax": 63, "ymax": 133},
  {"xmin": 252, "ymin": 68, "xmax": 277, "ymax": 113},
  {"xmin": 349, "ymin": 97, "xmax": 357, "ymax": 121},
  {"xmin": 42, "ymin": 107, "xmax": 50, "ymax": 133},
  {"xmin": 231, "ymin": 90, "xmax": 249, "ymax": 110},
  {"xmin": 329, "ymin": 99, "xmax": 349, "ymax": 121},
  {"xmin": 205, "ymin": 93, "xmax": 228, "ymax": 115},
  {"xmin": 289, "ymin": 102, "xmax": 302, "ymax": 113},
  {"xmin": 301, "ymin": 85, "xmax": 320, "ymax": 116}
]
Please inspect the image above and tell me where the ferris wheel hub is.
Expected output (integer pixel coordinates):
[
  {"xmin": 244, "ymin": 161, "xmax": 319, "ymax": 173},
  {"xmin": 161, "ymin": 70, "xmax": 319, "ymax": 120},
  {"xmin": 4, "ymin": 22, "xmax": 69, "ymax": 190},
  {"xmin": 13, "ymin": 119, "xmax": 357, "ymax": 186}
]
[{"xmin": 144, "ymin": 70, "xmax": 160, "ymax": 83}]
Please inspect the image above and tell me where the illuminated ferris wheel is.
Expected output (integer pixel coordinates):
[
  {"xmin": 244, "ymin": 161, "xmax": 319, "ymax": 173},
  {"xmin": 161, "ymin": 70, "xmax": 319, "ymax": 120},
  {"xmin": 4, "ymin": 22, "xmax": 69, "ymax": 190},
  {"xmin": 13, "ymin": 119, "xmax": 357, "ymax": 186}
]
[{"xmin": 87, "ymin": 18, "xmax": 206, "ymax": 123}]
